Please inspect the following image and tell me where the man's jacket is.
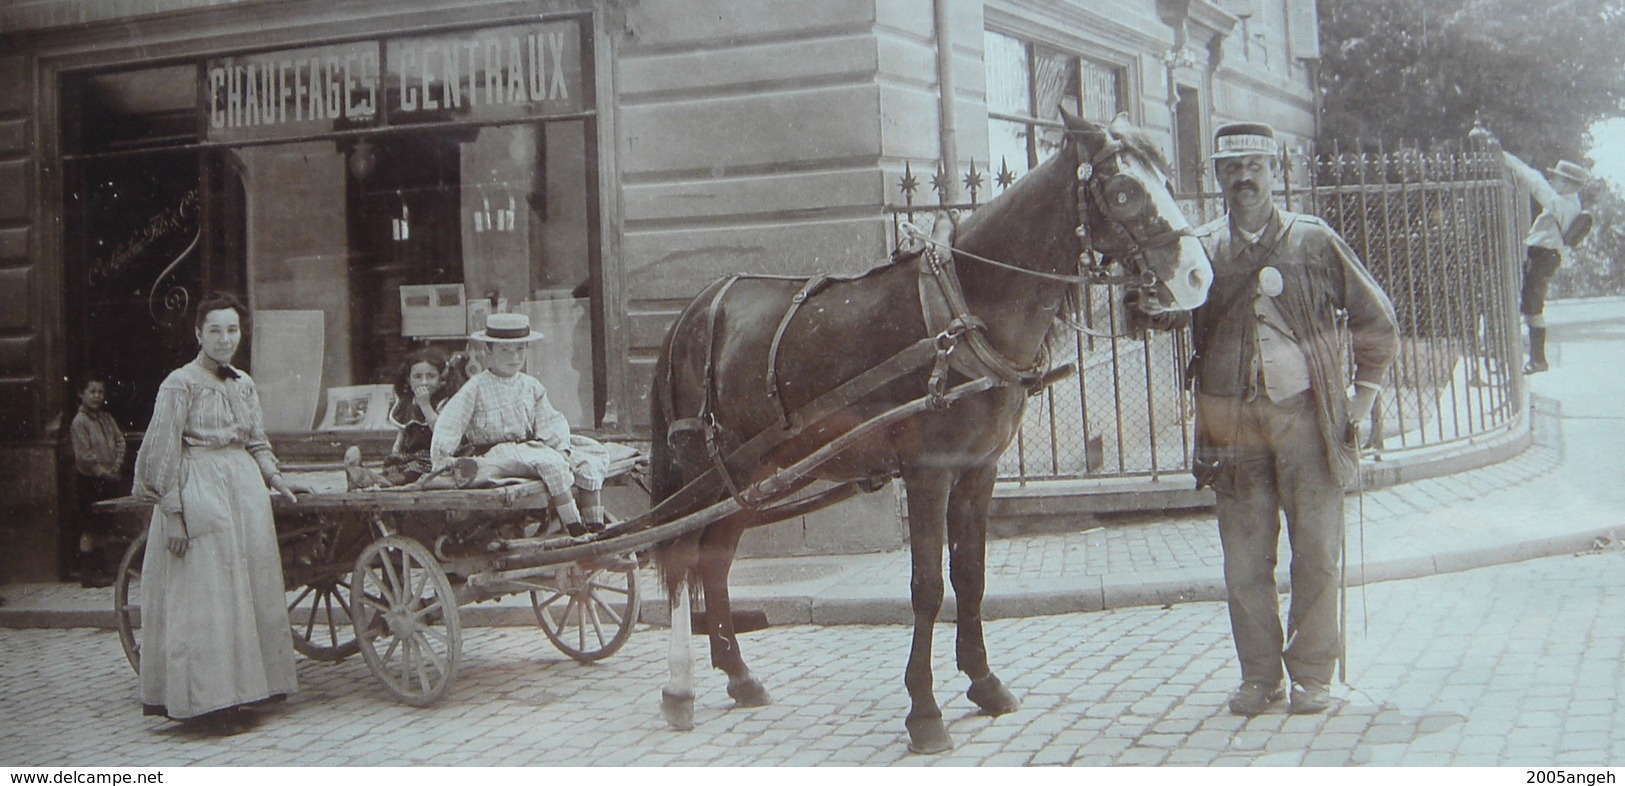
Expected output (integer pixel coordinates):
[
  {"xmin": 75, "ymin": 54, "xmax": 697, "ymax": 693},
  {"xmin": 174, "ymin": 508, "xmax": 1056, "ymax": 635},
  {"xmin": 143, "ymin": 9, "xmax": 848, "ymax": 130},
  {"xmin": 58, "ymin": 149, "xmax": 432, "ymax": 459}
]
[{"xmin": 1185, "ymin": 209, "xmax": 1400, "ymax": 486}]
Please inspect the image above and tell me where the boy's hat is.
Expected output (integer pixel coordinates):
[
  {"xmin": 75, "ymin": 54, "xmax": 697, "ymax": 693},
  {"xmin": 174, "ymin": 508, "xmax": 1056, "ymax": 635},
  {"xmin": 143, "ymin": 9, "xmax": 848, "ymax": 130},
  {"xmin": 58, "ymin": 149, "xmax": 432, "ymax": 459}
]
[
  {"xmin": 1547, "ymin": 160, "xmax": 1592, "ymax": 185},
  {"xmin": 471, "ymin": 312, "xmax": 544, "ymax": 343},
  {"xmin": 1211, "ymin": 122, "xmax": 1279, "ymax": 159}
]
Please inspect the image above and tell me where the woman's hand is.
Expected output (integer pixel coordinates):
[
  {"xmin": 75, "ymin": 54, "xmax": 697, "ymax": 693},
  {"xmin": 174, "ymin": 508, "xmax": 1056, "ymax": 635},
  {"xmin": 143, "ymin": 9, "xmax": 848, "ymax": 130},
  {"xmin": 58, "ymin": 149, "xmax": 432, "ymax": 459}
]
[
  {"xmin": 167, "ymin": 516, "xmax": 190, "ymax": 557},
  {"xmin": 271, "ymin": 474, "xmax": 301, "ymax": 504}
]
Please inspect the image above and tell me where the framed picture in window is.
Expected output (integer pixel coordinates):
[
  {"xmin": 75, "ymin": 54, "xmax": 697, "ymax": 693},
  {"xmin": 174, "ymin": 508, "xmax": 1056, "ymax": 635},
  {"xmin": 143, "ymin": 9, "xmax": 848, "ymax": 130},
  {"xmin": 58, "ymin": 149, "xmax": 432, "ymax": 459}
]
[{"xmin": 317, "ymin": 384, "xmax": 396, "ymax": 431}]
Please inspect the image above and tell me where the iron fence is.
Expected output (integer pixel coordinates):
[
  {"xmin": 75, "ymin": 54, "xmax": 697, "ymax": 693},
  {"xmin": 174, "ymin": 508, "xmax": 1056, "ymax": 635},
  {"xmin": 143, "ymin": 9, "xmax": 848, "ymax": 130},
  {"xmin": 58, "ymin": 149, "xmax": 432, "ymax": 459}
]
[{"xmin": 886, "ymin": 143, "xmax": 1525, "ymax": 482}]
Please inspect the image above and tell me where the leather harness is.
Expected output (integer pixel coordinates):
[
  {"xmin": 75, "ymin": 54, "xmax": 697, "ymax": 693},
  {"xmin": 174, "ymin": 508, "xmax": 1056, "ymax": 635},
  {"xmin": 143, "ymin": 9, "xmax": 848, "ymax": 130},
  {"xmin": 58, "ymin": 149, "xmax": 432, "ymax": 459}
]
[{"xmin": 661, "ymin": 128, "xmax": 1175, "ymax": 514}]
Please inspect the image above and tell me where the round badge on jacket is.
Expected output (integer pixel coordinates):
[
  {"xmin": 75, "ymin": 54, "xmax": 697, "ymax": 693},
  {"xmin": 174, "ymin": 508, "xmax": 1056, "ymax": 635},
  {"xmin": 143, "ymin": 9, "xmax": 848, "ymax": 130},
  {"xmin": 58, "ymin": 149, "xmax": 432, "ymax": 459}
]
[{"xmin": 1257, "ymin": 266, "xmax": 1284, "ymax": 297}]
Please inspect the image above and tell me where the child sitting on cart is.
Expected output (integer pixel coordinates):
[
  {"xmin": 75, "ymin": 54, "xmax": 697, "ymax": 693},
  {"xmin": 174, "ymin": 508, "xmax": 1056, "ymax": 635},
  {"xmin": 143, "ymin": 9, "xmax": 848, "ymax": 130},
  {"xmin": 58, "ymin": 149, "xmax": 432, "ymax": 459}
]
[
  {"xmin": 344, "ymin": 348, "xmax": 468, "ymax": 490},
  {"xmin": 430, "ymin": 312, "xmax": 613, "ymax": 535},
  {"xmin": 347, "ymin": 348, "xmax": 469, "ymax": 486}
]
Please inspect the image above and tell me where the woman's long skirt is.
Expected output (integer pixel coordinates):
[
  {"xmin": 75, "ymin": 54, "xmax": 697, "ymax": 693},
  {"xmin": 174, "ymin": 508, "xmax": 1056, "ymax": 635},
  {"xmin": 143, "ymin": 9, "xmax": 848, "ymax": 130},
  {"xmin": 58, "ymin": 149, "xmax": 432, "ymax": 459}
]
[{"xmin": 140, "ymin": 445, "xmax": 297, "ymax": 719}]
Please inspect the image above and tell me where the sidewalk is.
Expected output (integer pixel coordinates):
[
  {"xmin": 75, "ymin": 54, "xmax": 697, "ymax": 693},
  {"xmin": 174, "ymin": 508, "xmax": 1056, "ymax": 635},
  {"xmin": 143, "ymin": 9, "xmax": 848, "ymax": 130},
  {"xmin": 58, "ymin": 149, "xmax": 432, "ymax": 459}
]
[{"xmin": 4, "ymin": 298, "xmax": 1621, "ymax": 629}]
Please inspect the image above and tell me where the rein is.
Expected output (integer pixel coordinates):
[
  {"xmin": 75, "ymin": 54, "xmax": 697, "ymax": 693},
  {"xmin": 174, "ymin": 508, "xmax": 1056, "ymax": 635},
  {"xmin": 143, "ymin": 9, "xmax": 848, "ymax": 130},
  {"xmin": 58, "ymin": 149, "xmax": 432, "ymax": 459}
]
[
  {"xmin": 900, "ymin": 224, "xmax": 1155, "ymax": 289},
  {"xmin": 901, "ymin": 133, "xmax": 1188, "ymax": 342}
]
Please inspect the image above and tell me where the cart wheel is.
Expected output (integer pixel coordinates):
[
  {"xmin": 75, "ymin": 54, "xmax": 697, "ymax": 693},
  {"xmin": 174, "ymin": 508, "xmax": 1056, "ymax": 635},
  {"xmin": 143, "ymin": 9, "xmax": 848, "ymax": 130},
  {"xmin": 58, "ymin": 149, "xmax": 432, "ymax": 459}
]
[
  {"xmin": 114, "ymin": 530, "xmax": 146, "ymax": 673},
  {"xmin": 284, "ymin": 521, "xmax": 369, "ymax": 662},
  {"xmin": 287, "ymin": 577, "xmax": 362, "ymax": 661},
  {"xmin": 350, "ymin": 535, "xmax": 461, "ymax": 706},
  {"xmin": 530, "ymin": 554, "xmax": 641, "ymax": 663}
]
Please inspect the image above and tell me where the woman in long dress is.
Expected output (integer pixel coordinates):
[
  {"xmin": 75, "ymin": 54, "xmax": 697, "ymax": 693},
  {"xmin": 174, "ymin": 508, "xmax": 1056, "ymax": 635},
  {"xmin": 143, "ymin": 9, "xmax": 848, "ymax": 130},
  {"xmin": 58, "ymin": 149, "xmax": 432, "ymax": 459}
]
[{"xmin": 131, "ymin": 292, "xmax": 301, "ymax": 722}]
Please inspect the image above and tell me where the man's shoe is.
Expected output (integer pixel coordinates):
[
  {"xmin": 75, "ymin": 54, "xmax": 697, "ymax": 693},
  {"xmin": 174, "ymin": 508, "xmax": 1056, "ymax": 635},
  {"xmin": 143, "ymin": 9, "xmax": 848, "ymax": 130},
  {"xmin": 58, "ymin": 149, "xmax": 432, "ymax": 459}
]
[
  {"xmin": 1228, "ymin": 681, "xmax": 1284, "ymax": 716},
  {"xmin": 1288, "ymin": 680, "xmax": 1332, "ymax": 715},
  {"xmin": 1524, "ymin": 359, "xmax": 1549, "ymax": 374}
]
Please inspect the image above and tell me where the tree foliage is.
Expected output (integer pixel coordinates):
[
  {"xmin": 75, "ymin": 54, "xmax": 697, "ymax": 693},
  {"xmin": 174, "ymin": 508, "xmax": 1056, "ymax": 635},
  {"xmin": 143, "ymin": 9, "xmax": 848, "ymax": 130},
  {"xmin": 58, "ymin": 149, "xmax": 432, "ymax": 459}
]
[
  {"xmin": 1553, "ymin": 185, "xmax": 1625, "ymax": 297},
  {"xmin": 1318, "ymin": 0, "xmax": 1625, "ymax": 167}
]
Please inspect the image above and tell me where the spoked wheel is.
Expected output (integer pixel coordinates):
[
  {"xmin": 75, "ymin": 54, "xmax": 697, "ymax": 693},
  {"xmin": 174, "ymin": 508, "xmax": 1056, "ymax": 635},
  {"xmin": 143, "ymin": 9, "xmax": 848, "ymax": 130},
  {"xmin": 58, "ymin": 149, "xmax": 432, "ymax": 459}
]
[
  {"xmin": 114, "ymin": 530, "xmax": 146, "ymax": 673},
  {"xmin": 287, "ymin": 578, "xmax": 362, "ymax": 661},
  {"xmin": 284, "ymin": 523, "xmax": 369, "ymax": 662},
  {"xmin": 350, "ymin": 535, "xmax": 462, "ymax": 706},
  {"xmin": 529, "ymin": 554, "xmax": 641, "ymax": 663}
]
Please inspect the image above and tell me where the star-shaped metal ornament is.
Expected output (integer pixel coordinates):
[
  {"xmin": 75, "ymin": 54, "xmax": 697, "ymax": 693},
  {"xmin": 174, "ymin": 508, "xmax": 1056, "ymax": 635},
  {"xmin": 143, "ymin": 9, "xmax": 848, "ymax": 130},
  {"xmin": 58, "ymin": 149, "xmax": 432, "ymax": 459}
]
[
  {"xmin": 995, "ymin": 158, "xmax": 1016, "ymax": 190},
  {"xmin": 929, "ymin": 166, "xmax": 950, "ymax": 199},
  {"xmin": 898, "ymin": 161, "xmax": 920, "ymax": 201},
  {"xmin": 963, "ymin": 159, "xmax": 984, "ymax": 199}
]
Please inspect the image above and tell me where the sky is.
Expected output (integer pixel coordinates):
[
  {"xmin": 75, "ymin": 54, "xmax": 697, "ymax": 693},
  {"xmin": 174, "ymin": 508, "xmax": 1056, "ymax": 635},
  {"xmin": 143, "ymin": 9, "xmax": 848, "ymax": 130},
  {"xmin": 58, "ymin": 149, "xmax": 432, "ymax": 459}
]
[{"xmin": 1587, "ymin": 117, "xmax": 1625, "ymax": 191}]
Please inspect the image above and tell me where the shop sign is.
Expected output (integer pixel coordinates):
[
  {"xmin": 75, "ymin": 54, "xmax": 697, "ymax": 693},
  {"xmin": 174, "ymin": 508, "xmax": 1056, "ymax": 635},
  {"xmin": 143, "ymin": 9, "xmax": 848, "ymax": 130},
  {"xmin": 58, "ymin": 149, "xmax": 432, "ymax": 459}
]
[
  {"xmin": 388, "ymin": 20, "xmax": 584, "ymax": 124},
  {"xmin": 207, "ymin": 42, "xmax": 383, "ymax": 143},
  {"xmin": 204, "ymin": 20, "xmax": 583, "ymax": 143}
]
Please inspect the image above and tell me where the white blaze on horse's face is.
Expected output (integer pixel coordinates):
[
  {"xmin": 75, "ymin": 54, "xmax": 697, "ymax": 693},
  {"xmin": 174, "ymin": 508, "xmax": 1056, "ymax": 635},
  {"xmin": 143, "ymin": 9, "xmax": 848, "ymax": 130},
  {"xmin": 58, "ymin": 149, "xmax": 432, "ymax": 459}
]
[{"xmin": 1115, "ymin": 153, "xmax": 1212, "ymax": 313}]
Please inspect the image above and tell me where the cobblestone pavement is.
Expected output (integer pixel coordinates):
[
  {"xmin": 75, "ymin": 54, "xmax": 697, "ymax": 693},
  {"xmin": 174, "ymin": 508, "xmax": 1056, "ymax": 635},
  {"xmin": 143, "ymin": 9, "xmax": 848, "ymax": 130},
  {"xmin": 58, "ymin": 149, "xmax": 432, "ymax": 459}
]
[{"xmin": 5, "ymin": 547, "xmax": 1622, "ymax": 767}]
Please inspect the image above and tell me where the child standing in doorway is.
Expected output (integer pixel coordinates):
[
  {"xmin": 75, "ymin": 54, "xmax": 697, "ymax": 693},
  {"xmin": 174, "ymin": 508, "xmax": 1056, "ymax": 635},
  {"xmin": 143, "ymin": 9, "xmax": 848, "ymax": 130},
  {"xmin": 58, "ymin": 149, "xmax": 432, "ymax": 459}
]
[{"xmin": 68, "ymin": 374, "xmax": 126, "ymax": 587}]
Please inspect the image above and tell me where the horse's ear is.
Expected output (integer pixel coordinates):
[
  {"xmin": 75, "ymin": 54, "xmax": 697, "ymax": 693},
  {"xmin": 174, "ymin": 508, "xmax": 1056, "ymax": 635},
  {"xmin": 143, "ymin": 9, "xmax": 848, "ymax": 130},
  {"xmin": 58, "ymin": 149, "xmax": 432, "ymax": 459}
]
[
  {"xmin": 1059, "ymin": 105, "xmax": 1108, "ymax": 159},
  {"xmin": 1107, "ymin": 112, "xmax": 1135, "ymax": 136}
]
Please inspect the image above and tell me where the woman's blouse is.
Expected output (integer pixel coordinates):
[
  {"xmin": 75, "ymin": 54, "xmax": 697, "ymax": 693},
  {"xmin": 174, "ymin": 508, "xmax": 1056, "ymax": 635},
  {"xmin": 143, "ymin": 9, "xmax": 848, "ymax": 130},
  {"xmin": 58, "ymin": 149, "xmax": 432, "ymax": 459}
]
[
  {"xmin": 132, "ymin": 357, "xmax": 281, "ymax": 517},
  {"xmin": 429, "ymin": 371, "xmax": 571, "ymax": 469}
]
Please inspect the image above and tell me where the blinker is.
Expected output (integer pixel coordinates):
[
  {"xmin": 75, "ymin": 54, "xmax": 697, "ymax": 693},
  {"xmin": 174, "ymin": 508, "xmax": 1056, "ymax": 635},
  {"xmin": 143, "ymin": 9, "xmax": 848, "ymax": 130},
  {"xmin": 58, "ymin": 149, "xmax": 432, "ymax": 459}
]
[{"xmin": 1099, "ymin": 174, "xmax": 1149, "ymax": 222}]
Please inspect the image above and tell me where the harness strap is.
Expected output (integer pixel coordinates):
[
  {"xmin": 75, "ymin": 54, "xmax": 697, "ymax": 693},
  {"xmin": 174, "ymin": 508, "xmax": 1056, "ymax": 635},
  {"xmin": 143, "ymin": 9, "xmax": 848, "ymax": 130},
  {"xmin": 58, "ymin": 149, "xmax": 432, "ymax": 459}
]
[
  {"xmin": 766, "ymin": 275, "xmax": 831, "ymax": 428},
  {"xmin": 696, "ymin": 276, "xmax": 746, "ymax": 505},
  {"xmin": 918, "ymin": 244, "xmax": 1046, "ymax": 388},
  {"xmin": 657, "ymin": 335, "xmax": 942, "ymax": 519}
]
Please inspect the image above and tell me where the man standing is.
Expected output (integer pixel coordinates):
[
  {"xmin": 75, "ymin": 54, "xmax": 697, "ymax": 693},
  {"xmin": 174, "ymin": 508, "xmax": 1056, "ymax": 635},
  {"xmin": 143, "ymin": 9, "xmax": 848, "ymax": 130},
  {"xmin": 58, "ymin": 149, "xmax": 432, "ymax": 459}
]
[
  {"xmin": 1501, "ymin": 150, "xmax": 1589, "ymax": 374},
  {"xmin": 1172, "ymin": 123, "xmax": 1400, "ymax": 716}
]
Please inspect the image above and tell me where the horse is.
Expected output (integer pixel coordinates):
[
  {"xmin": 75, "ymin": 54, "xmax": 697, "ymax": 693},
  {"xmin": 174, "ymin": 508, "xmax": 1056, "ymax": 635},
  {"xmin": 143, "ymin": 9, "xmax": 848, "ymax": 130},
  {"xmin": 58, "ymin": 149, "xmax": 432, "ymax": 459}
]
[{"xmin": 647, "ymin": 109, "xmax": 1212, "ymax": 754}]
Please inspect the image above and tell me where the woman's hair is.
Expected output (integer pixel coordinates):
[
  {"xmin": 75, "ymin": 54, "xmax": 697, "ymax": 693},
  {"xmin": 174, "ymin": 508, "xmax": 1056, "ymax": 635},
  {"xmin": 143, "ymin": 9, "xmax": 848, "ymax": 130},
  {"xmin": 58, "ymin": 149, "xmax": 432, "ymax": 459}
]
[
  {"xmin": 388, "ymin": 348, "xmax": 467, "ymax": 424},
  {"xmin": 193, "ymin": 291, "xmax": 249, "ymax": 331}
]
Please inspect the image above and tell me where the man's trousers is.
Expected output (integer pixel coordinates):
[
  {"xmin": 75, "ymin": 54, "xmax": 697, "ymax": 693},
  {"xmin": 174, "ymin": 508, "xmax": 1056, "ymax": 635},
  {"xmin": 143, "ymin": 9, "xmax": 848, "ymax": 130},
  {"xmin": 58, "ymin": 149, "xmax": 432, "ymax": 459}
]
[{"xmin": 1197, "ymin": 390, "xmax": 1343, "ymax": 687}]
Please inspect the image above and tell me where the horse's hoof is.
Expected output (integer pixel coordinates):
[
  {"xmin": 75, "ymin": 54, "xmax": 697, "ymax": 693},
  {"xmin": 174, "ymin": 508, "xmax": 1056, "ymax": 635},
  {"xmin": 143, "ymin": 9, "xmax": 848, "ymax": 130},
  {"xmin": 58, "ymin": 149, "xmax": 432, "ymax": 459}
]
[
  {"xmin": 727, "ymin": 677, "xmax": 772, "ymax": 708},
  {"xmin": 661, "ymin": 688, "xmax": 695, "ymax": 731},
  {"xmin": 905, "ymin": 716, "xmax": 954, "ymax": 754},
  {"xmin": 967, "ymin": 674, "xmax": 1020, "ymax": 716}
]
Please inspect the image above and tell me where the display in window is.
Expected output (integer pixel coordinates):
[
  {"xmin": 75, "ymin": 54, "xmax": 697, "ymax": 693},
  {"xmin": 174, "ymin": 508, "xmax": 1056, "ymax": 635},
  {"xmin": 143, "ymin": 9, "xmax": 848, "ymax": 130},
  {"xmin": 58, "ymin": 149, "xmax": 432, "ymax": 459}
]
[
  {"xmin": 317, "ymin": 384, "xmax": 397, "ymax": 431},
  {"xmin": 399, "ymin": 283, "xmax": 468, "ymax": 338}
]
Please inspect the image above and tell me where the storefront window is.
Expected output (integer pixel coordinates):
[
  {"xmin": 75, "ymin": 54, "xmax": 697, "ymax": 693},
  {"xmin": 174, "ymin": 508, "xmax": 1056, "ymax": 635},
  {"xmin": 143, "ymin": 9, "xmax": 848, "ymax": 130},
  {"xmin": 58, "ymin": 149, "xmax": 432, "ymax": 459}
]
[
  {"xmin": 984, "ymin": 30, "xmax": 1126, "ymax": 182},
  {"xmin": 62, "ymin": 18, "xmax": 601, "ymax": 435},
  {"xmin": 983, "ymin": 30, "xmax": 1131, "ymax": 335}
]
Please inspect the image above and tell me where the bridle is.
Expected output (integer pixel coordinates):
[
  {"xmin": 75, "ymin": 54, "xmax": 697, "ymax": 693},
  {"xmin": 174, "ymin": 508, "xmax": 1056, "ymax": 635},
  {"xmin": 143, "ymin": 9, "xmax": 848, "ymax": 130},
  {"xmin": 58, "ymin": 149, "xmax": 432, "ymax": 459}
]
[
  {"xmin": 905, "ymin": 131, "xmax": 1193, "ymax": 295},
  {"xmin": 902, "ymin": 129, "xmax": 1197, "ymax": 339},
  {"xmin": 1075, "ymin": 133, "xmax": 1198, "ymax": 291}
]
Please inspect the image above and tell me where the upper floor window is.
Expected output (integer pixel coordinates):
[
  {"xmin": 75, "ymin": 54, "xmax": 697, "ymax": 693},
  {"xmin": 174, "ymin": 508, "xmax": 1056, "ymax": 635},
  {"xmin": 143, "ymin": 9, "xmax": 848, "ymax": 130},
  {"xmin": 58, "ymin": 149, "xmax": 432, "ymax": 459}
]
[{"xmin": 985, "ymin": 30, "xmax": 1125, "ymax": 184}]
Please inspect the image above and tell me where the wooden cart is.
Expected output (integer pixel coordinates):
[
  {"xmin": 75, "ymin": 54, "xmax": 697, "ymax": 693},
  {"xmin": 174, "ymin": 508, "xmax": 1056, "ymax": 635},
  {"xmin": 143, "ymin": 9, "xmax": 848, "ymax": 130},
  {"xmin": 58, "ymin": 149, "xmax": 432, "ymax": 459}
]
[
  {"xmin": 97, "ymin": 449, "xmax": 646, "ymax": 707},
  {"xmin": 98, "ymin": 367, "xmax": 1004, "ymax": 709}
]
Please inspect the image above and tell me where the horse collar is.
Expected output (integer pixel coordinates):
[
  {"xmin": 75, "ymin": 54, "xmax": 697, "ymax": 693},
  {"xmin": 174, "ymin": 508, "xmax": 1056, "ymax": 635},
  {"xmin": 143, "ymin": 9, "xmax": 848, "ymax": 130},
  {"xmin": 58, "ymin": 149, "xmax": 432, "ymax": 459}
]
[{"xmin": 916, "ymin": 244, "xmax": 1047, "ymax": 389}]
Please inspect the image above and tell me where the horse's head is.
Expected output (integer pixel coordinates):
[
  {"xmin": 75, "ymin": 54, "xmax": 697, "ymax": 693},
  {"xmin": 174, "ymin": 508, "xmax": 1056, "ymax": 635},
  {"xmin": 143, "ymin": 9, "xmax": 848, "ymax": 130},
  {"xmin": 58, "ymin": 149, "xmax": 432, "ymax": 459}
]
[{"xmin": 1062, "ymin": 110, "xmax": 1211, "ymax": 314}]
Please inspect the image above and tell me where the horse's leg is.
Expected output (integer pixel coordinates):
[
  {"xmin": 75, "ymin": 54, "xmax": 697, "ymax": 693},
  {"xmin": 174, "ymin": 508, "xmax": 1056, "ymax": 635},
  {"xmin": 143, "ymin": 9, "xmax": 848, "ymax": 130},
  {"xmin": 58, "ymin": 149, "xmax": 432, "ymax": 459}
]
[
  {"xmin": 947, "ymin": 461, "xmax": 1020, "ymax": 716},
  {"xmin": 901, "ymin": 467, "xmax": 954, "ymax": 754},
  {"xmin": 662, "ymin": 579, "xmax": 696, "ymax": 730},
  {"xmin": 696, "ymin": 516, "xmax": 771, "ymax": 707}
]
